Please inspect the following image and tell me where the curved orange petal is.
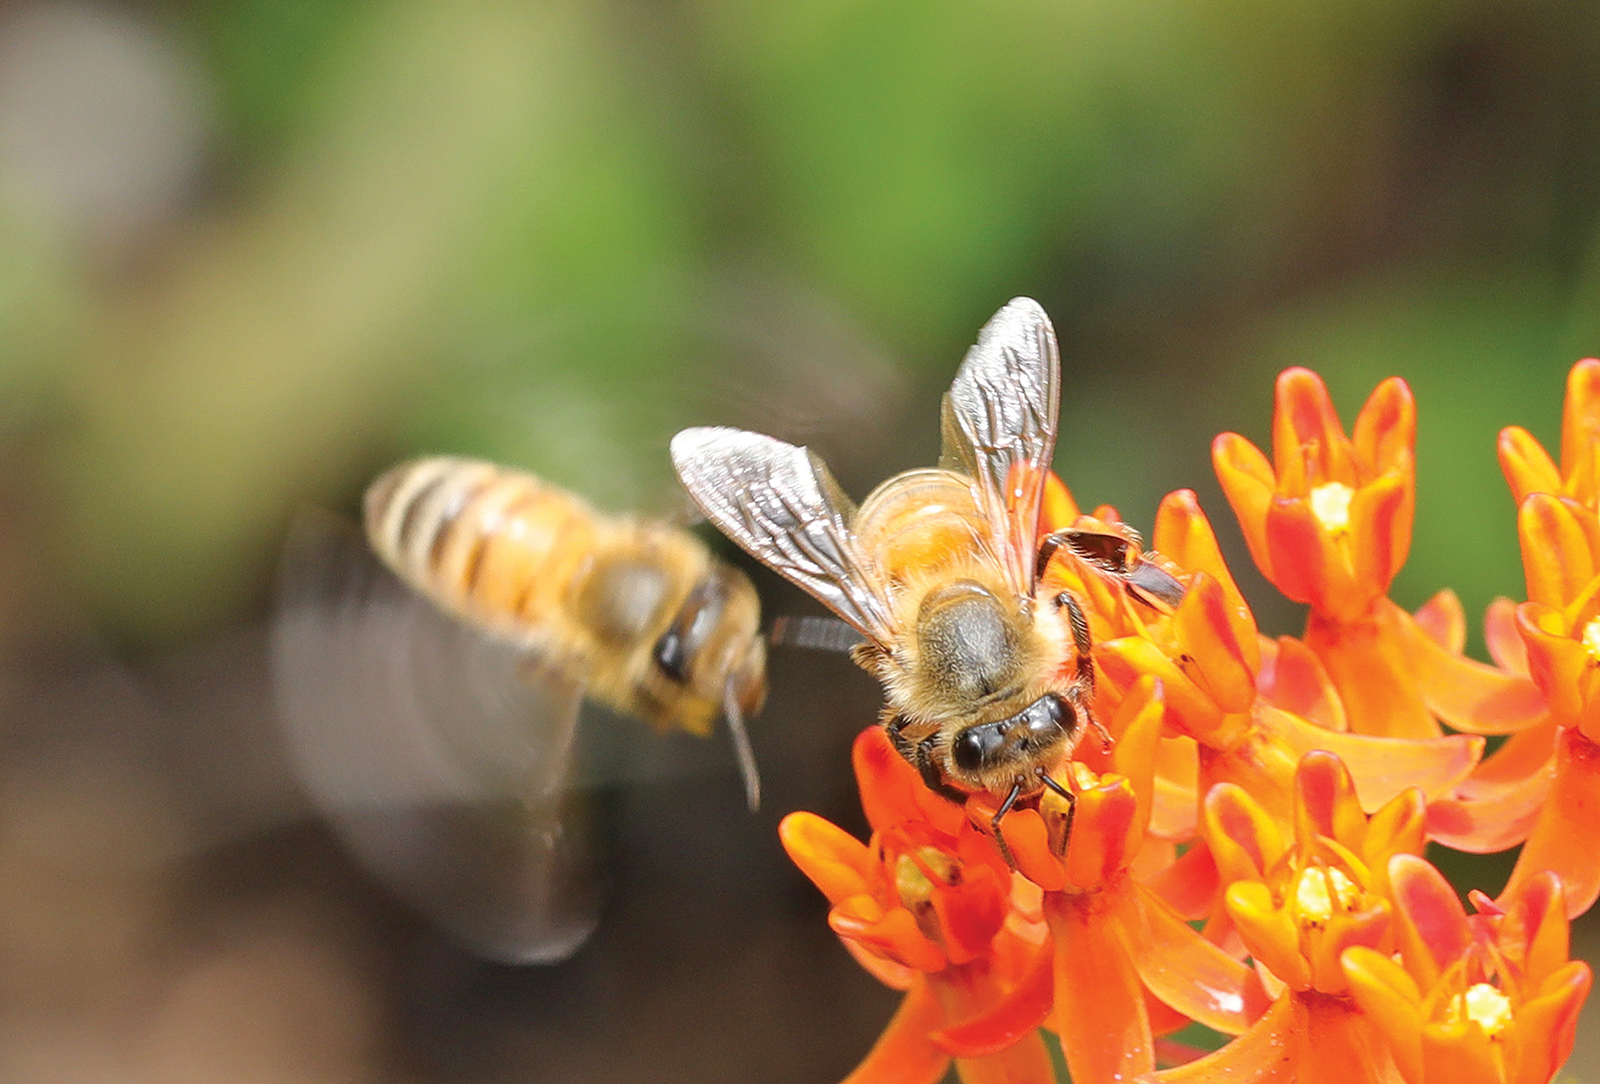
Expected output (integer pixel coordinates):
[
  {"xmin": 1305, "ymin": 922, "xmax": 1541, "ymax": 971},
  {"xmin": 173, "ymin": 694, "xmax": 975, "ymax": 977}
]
[
  {"xmin": 1153, "ymin": 489, "xmax": 1257, "ymax": 658},
  {"xmin": 1298, "ymin": 995, "xmax": 1400, "ymax": 1084},
  {"xmin": 1123, "ymin": 882, "xmax": 1271, "ymax": 1035},
  {"xmin": 1348, "ymin": 469, "xmax": 1411, "ymax": 599},
  {"xmin": 1424, "ymin": 773, "xmax": 1550, "ymax": 854},
  {"xmin": 1112, "ymin": 675, "xmax": 1167, "ymax": 841},
  {"xmin": 1387, "ymin": 598, "xmax": 1547, "ymax": 735},
  {"xmin": 1174, "ymin": 575, "xmax": 1258, "ymax": 713},
  {"xmin": 1500, "ymin": 424, "xmax": 1562, "ymax": 507},
  {"xmin": 1273, "ymin": 367, "xmax": 1353, "ymax": 490},
  {"xmin": 1225, "ymin": 881, "xmax": 1311, "ymax": 990},
  {"xmin": 1518, "ymin": 493, "xmax": 1598, "ymax": 609},
  {"xmin": 1065, "ymin": 777, "xmax": 1141, "ymax": 889},
  {"xmin": 1264, "ymin": 496, "xmax": 1341, "ymax": 613},
  {"xmin": 1292, "ymin": 750, "xmax": 1367, "ymax": 854},
  {"xmin": 1353, "ymin": 377, "xmax": 1416, "ymax": 479},
  {"xmin": 1560, "ymin": 358, "xmax": 1600, "ymax": 499},
  {"xmin": 1515, "ymin": 603, "xmax": 1588, "ymax": 732},
  {"xmin": 1388, "ymin": 854, "xmax": 1472, "ymax": 992},
  {"xmin": 852, "ymin": 725, "xmax": 967, "ymax": 838},
  {"xmin": 931, "ymin": 944, "xmax": 1053, "ymax": 1057},
  {"xmin": 926, "ymin": 964, "xmax": 1056, "ymax": 1084},
  {"xmin": 1414, "ymin": 589, "xmax": 1467, "ymax": 653},
  {"xmin": 1145, "ymin": 838, "xmax": 1218, "ymax": 921},
  {"xmin": 780, "ymin": 812, "xmax": 872, "ymax": 903},
  {"xmin": 987, "ymin": 806, "xmax": 1067, "ymax": 892},
  {"xmin": 832, "ymin": 899, "xmax": 949, "ymax": 973},
  {"xmin": 844, "ymin": 938, "xmax": 918, "ymax": 990},
  {"xmin": 1498, "ymin": 870, "xmax": 1567, "ymax": 988},
  {"xmin": 1419, "ymin": 1020, "xmax": 1501, "ymax": 1084},
  {"xmin": 1212, "ymin": 432, "xmax": 1276, "ymax": 577},
  {"xmin": 1046, "ymin": 885, "xmax": 1155, "ymax": 1084},
  {"xmin": 1142, "ymin": 991, "xmax": 1298, "ymax": 1084},
  {"xmin": 1501, "ymin": 727, "xmax": 1600, "ymax": 917},
  {"xmin": 1485, "ymin": 596, "xmax": 1530, "ymax": 675},
  {"xmin": 1098, "ymin": 636, "xmax": 1234, "ymax": 745},
  {"xmin": 1307, "ymin": 901, "xmax": 1392, "ymax": 996},
  {"xmin": 1341, "ymin": 945, "xmax": 1425, "ymax": 1084},
  {"xmin": 1042, "ymin": 471, "xmax": 1081, "ymax": 532},
  {"xmin": 1258, "ymin": 636, "xmax": 1348, "ymax": 732},
  {"xmin": 1363, "ymin": 790, "xmax": 1427, "ymax": 899},
  {"xmin": 1202, "ymin": 782, "xmax": 1285, "ymax": 884},
  {"xmin": 1508, "ymin": 961, "xmax": 1591, "ymax": 1084},
  {"xmin": 839, "ymin": 976, "xmax": 951, "ymax": 1084},
  {"xmin": 1149, "ymin": 735, "xmax": 1201, "ymax": 841}
]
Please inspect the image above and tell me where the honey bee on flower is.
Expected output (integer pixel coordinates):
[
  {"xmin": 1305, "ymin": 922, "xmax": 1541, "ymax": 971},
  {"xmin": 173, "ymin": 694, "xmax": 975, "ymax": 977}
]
[{"xmin": 672, "ymin": 298, "xmax": 1185, "ymax": 848}]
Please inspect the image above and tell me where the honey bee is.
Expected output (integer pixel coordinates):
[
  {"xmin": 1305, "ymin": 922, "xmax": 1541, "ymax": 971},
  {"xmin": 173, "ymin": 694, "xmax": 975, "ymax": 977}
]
[
  {"xmin": 672, "ymin": 297, "xmax": 1183, "ymax": 847},
  {"xmin": 273, "ymin": 458, "xmax": 767, "ymax": 963}
]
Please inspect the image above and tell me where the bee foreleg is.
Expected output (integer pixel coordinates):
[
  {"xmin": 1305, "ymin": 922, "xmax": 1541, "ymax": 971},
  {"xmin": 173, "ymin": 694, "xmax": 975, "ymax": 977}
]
[
  {"xmin": 1059, "ymin": 593, "xmax": 1113, "ymax": 751},
  {"xmin": 989, "ymin": 780, "xmax": 1023, "ymax": 869},
  {"xmin": 1039, "ymin": 772, "xmax": 1078, "ymax": 858}
]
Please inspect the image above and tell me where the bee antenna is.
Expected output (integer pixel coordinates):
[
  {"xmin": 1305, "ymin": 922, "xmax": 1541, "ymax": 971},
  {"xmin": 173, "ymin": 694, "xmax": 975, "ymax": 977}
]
[
  {"xmin": 723, "ymin": 677, "xmax": 761, "ymax": 812},
  {"xmin": 768, "ymin": 615, "xmax": 865, "ymax": 654}
]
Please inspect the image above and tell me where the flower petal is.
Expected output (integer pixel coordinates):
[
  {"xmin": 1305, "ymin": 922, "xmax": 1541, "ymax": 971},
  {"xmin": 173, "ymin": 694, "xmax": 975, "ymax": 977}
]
[
  {"xmin": 1258, "ymin": 636, "xmax": 1347, "ymax": 732},
  {"xmin": 1212, "ymin": 433, "xmax": 1277, "ymax": 578},
  {"xmin": 1414, "ymin": 589, "xmax": 1467, "ymax": 654},
  {"xmin": 1508, "ymin": 961, "xmax": 1591, "ymax": 1084},
  {"xmin": 1419, "ymin": 1020, "xmax": 1501, "ymax": 1084},
  {"xmin": 1484, "ymin": 596, "xmax": 1530, "ymax": 675},
  {"xmin": 1273, "ymin": 367, "xmax": 1353, "ymax": 491},
  {"xmin": 1388, "ymin": 598, "xmax": 1548, "ymax": 735},
  {"xmin": 1348, "ymin": 468, "xmax": 1411, "ymax": 600},
  {"xmin": 1500, "ymin": 726, "xmax": 1600, "ymax": 917},
  {"xmin": 1560, "ymin": 358, "xmax": 1600, "ymax": 500},
  {"xmin": 1304, "ymin": 606, "xmax": 1439, "ymax": 740},
  {"xmin": 1518, "ymin": 492, "xmax": 1598, "ymax": 609},
  {"xmin": 1353, "ymin": 377, "xmax": 1416, "ymax": 479},
  {"xmin": 1264, "ymin": 496, "xmax": 1341, "ymax": 613},
  {"xmin": 931, "ymin": 944, "xmax": 1053, "ymax": 1057},
  {"xmin": 1297, "ymin": 994, "xmax": 1400, "ymax": 1084},
  {"xmin": 1123, "ymin": 883, "xmax": 1272, "ymax": 1035},
  {"xmin": 853, "ymin": 726, "xmax": 966, "ymax": 838},
  {"xmin": 1141, "ymin": 991, "xmax": 1298, "ymax": 1084},
  {"xmin": 1046, "ymin": 885, "xmax": 1155, "ymax": 1084},
  {"xmin": 1292, "ymin": 750, "xmax": 1367, "ymax": 855},
  {"xmin": 1043, "ymin": 471, "xmax": 1081, "ymax": 532},
  {"xmin": 1153, "ymin": 489, "xmax": 1259, "ymax": 666},
  {"xmin": 1225, "ymin": 880, "xmax": 1311, "ymax": 991},
  {"xmin": 839, "ymin": 976, "xmax": 951, "ymax": 1084},
  {"xmin": 1202, "ymin": 782, "xmax": 1285, "ymax": 884},
  {"xmin": 1388, "ymin": 853, "xmax": 1472, "ymax": 992},
  {"xmin": 1066, "ymin": 777, "xmax": 1141, "ymax": 889},
  {"xmin": 1341, "ymin": 945, "xmax": 1425, "ymax": 1084},
  {"xmin": 1174, "ymin": 574, "xmax": 1258, "ymax": 713},
  {"xmin": 1500, "ymin": 424, "xmax": 1563, "ymax": 507},
  {"xmin": 1497, "ymin": 869, "xmax": 1568, "ymax": 988},
  {"xmin": 780, "ymin": 812, "xmax": 872, "ymax": 903}
]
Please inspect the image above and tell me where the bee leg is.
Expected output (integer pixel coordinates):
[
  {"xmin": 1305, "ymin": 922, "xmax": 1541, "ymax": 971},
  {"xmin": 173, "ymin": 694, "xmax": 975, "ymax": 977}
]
[
  {"xmin": 1060, "ymin": 593, "xmax": 1114, "ymax": 751},
  {"xmin": 1039, "ymin": 772, "xmax": 1078, "ymax": 858},
  {"xmin": 989, "ymin": 780, "xmax": 1024, "ymax": 870},
  {"xmin": 886, "ymin": 717, "xmax": 967, "ymax": 805}
]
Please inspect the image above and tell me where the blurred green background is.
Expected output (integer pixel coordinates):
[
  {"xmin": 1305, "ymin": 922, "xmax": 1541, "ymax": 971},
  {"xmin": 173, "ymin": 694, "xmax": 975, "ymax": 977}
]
[{"xmin": 0, "ymin": 0, "xmax": 1598, "ymax": 1080}]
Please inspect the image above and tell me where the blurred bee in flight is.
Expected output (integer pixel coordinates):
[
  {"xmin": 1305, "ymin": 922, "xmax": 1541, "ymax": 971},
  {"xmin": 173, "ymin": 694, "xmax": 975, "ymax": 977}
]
[
  {"xmin": 672, "ymin": 297, "xmax": 1185, "ymax": 856},
  {"xmin": 273, "ymin": 457, "xmax": 767, "ymax": 964}
]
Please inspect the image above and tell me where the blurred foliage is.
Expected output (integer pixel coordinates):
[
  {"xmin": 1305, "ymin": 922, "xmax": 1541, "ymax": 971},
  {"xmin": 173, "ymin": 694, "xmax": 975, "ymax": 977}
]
[{"xmin": 0, "ymin": 0, "xmax": 1594, "ymax": 649}]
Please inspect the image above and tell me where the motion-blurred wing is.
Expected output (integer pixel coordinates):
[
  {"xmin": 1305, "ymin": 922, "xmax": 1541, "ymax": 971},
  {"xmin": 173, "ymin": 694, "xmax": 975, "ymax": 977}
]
[
  {"xmin": 671, "ymin": 427, "xmax": 894, "ymax": 645},
  {"xmin": 271, "ymin": 509, "xmax": 598, "ymax": 965},
  {"xmin": 939, "ymin": 297, "xmax": 1061, "ymax": 598}
]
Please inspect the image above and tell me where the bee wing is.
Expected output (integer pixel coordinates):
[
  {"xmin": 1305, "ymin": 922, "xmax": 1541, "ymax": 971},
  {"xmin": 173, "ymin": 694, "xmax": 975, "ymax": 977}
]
[
  {"xmin": 671, "ymin": 427, "xmax": 895, "ymax": 645},
  {"xmin": 271, "ymin": 509, "xmax": 599, "ymax": 964},
  {"xmin": 939, "ymin": 297, "xmax": 1061, "ymax": 597}
]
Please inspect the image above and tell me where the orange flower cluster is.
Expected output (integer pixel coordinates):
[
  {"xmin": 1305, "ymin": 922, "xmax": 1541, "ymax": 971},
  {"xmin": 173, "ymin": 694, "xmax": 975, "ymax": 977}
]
[{"xmin": 782, "ymin": 364, "xmax": 1598, "ymax": 1084}]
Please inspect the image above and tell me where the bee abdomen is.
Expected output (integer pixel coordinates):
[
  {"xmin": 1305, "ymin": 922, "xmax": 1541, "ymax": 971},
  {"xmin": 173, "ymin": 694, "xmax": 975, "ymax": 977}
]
[{"xmin": 365, "ymin": 456, "xmax": 594, "ymax": 635}]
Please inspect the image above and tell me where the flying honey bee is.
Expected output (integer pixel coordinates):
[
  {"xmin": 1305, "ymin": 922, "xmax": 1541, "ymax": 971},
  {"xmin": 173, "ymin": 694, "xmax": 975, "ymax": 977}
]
[
  {"xmin": 672, "ymin": 297, "xmax": 1185, "ymax": 849},
  {"xmin": 273, "ymin": 458, "xmax": 767, "ymax": 964}
]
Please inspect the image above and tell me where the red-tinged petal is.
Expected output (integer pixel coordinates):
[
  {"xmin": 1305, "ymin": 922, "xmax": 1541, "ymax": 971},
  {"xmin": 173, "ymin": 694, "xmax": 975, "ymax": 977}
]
[
  {"xmin": 1066, "ymin": 778, "xmax": 1140, "ymax": 889},
  {"xmin": 931, "ymin": 945, "xmax": 1053, "ymax": 1057},
  {"xmin": 1353, "ymin": 377, "xmax": 1416, "ymax": 479},
  {"xmin": 1414, "ymin": 589, "xmax": 1467, "ymax": 653},
  {"xmin": 928, "ymin": 871, "xmax": 1009, "ymax": 966},
  {"xmin": 1098, "ymin": 637, "xmax": 1235, "ymax": 744},
  {"xmin": 1264, "ymin": 496, "xmax": 1343, "ymax": 613},
  {"xmin": 1144, "ymin": 838, "xmax": 1219, "ymax": 921},
  {"xmin": 833, "ymin": 900, "xmax": 949, "ymax": 973},
  {"xmin": 1225, "ymin": 881, "xmax": 1312, "ymax": 991},
  {"xmin": 1273, "ymin": 367, "xmax": 1354, "ymax": 491},
  {"xmin": 1112, "ymin": 676, "xmax": 1167, "ymax": 840},
  {"xmin": 1515, "ymin": 603, "xmax": 1588, "ymax": 731},
  {"xmin": 839, "ymin": 976, "xmax": 951, "ymax": 1084},
  {"xmin": 1304, "ymin": 607, "xmax": 1440, "ymax": 740},
  {"xmin": 985, "ymin": 806, "xmax": 1066, "ymax": 892},
  {"xmin": 1212, "ymin": 432, "xmax": 1277, "ymax": 577},
  {"xmin": 1249, "ymin": 705, "xmax": 1482, "ymax": 812},
  {"xmin": 1258, "ymin": 636, "xmax": 1347, "ymax": 732},
  {"xmin": 1202, "ymin": 782, "xmax": 1285, "ymax": 884},
  {"xmin": 1308, "ymin": 902, "xmax": 1392, "ymax": 996},
  {"xmin": 1297, "ymin": 996, "xmax": 1399, "ymax": 1084},
  {"xmin": 1153, "ymin": 490, "xmax": 1258, "ymax": 660},
  {"xmin": 1150, "ymin": 736, "xmax": 1201, "ymax": 841},
  {"xmin": 844, "ymin": 937, "xmax": 918, "ymax": 990},
  {"xmin": 1123, "ymin": 882, "xmax": 1272, "ymax": 1035},
  {"xmin": 852, "ymin": 726, "xmax": 967, "ymax": 838},
  {"xmin": 1425, "ymin": 759, "xmax": 1552, "ymax": 854},
  {"xmin": 1419, "ymin": 1020, "xmax": 1501, "ymax": 1084},
  {"xmin": 1042, "ymin": 471, "xmax": 1081, "ymax": 533},
  {"xmin": 1501, "ymin": 727, "xmax": 1600, "ymax": 917},
  {"xmin": 1342, "ymin": 945, "xmax": 1425, "ymax": 1084},
  {"xmin": 1561, "ymin": 358, "xmax": 1600, "ymax": 487},
  {"xmin": 1293, "ymin": 751, "xmax": 1367, "ymax": 855},
  {"xmin": 1348, "ymin": 469, "xmax": 1411, "ymax": 598},
  {"xmin": 1386, "ymin": 599, "xmax": 1548, "ymax": 735},
  {"xmin": 1141, "ymin": 991, "xmax": 1298, "ymax": 1084},
  {"xmin": 1500, "ymin": 424, "xmax": 1563, "ymax": 506},
  {"xmin": 1518, "ymin": 493, "xmax": 1598, "ymax": 609},
  {"xmin": 1046, "ymin": 886, "xmax": 1155, "ymax": 1084},
  {"xmin": 1364, "ymin": 790, "xmax": 1427, "ymax": 898},
  {"xmin": 1174, "ymin": 574, "xmax": 1258, "ymax": 713},
  {"xmin": 1485, "ymin": 596, "xmax": 1530, "ymax": 675},
  {"xmin": 1498, "ymin": 870, "xmax": 1568, "ymax": 988},
  {"xmin": 1388, "ymin": 853, "xmax": 1472, "ymax": 992},
  {"xmin": 1508, "ymin": 961, "xmax": 1591, "ymax": 1084},
  {"xmin": 1461, "ymin": 716, "xmax": 1558, "ymax": 795},
  {"xmin": 780, "ymin": 812, "xmax": 873, "ymax": 903}
]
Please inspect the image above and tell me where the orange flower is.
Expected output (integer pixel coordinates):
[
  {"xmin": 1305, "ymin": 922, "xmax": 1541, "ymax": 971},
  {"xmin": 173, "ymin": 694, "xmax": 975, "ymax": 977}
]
[
  {"xmin": 1148, "ymin": 752, "xmax": 1424, "ymax": 1084},
  {"xmin": 1500, "ymin": 357, "xmax": 1600, "ymax": 509},
  {"xmin": 1343, "ymin": 860, "xmax": 1591, "ymax": 1084},
  {"xmin": 780, "ymin": 728, "xmax": 1056, "ymax": 1084},
  {"xmin": 1212, "ymin": 368, "xmax": 1414, "ymax": 624}
]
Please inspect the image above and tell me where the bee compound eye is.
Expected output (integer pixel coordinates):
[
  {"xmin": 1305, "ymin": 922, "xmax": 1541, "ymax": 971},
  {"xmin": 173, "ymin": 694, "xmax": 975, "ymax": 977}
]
[{"xmin": 951, "ymin": 724, "xmax": 1003, "ymax": 772}]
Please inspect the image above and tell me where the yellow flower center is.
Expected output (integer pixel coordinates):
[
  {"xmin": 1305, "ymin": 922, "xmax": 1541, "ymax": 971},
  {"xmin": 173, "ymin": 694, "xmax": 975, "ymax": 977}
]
[
  {"xmin": 1583, "ymin": 616, "xmax": 1600, "ymax": 663},
  {"xmin": 1448, "ymin": 983, "xmax": 1513, "ymax": 1038},
  {"xmin": 1292, "ymin": 866, "xmax": 1359, "ymax": 926},
  {"xmin": 1310, "ymin": 482, "xmax": 1355, "ymax": 534}
]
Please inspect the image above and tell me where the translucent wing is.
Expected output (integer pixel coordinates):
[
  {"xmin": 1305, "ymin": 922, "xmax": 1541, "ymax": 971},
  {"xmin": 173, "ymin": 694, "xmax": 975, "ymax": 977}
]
[
  {"xmin": 939, "ymin": 297, "xmax": 1061, "ymax": 598},
  {"xmin": 671, "ymin": 427, "xmax": 894, "ymax": 645},
  {"xmin": 271, "ymin": 509, "xmax": 598, "ymax": 964}
]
